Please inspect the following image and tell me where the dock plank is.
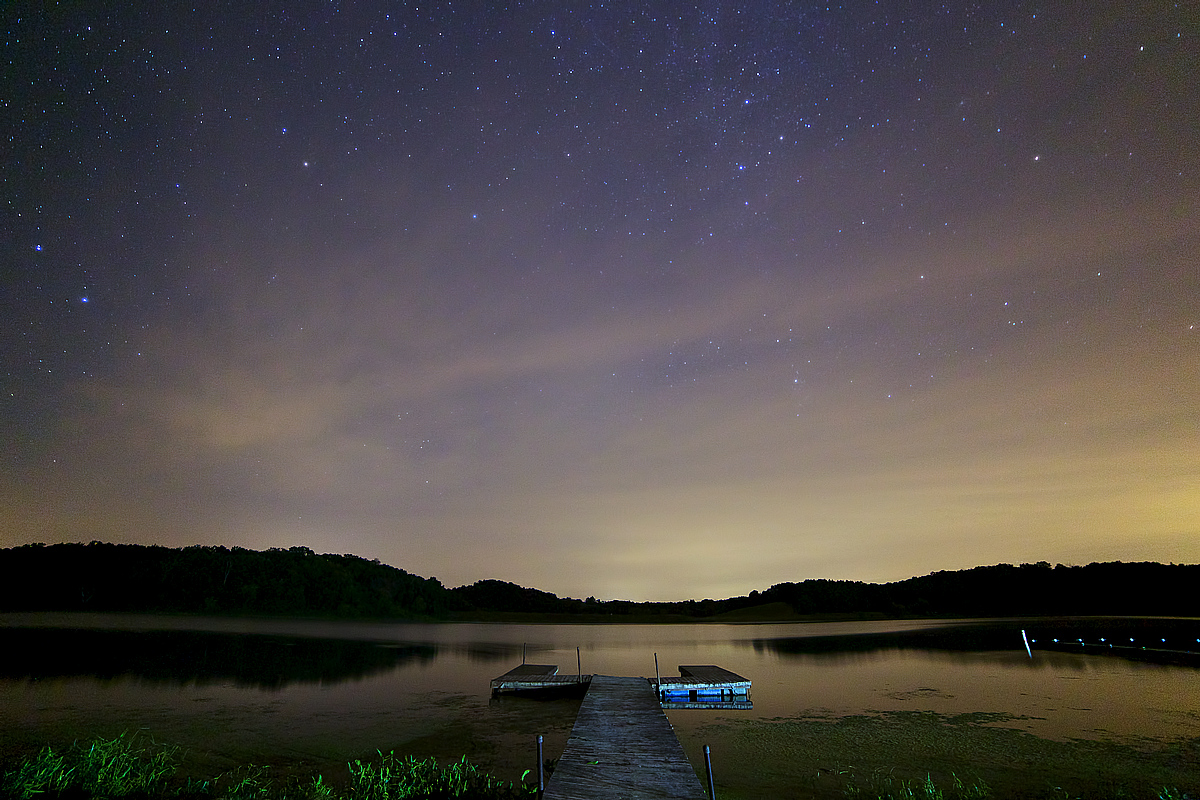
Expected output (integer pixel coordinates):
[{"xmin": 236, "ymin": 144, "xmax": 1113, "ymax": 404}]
[
  {"xmin": 544, "ymin": 675, "xmax": 707, "ymax": 800},
  {"xmin": 502, "ymin": 664, "xmax": 560, "ymax": 678},
  {"xmin": 490, "ymin": 664, "xmax": 592, "ymax": 695},
  {"xmin": 677, "ymin": 665, "xmax": 750, "ymax": 684}
]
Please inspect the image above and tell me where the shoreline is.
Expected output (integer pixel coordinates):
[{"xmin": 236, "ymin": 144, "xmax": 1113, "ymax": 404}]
[
  {"xmin": 3, "ymin": 608, "xmax": 1198, "ymax": 631},
  {"xmin": 3, "ymin": 722, "xmax": 1194, "ymax": 800}
]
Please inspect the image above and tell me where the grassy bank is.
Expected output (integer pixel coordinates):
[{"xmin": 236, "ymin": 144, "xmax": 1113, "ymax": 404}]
[
  {"xmin": 0, "ymin": 733, "xmax": 535, "ymax": 799},
  {"xmin": 3, "ymin": 729, "xmax": 1194, "ymax": 800}
]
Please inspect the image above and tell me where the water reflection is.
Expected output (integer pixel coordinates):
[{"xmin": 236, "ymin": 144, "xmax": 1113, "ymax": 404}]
[
  {"xmin": 1, "ymin": 614, "xmax": 1197, "ymax": 794},
  {"xmin": 751, "ymin": 620, "xmax": 1022, "ymax": 656},
  {"xmin": 457, "ymin": 642, "xmax": 522, "ymax": 663},
  {"xmin": 751, "ymin": 618, "xmax": 1200, "ymax": 667},
  {"xmin": 0, "ymin": 627, "xmax": 436, "ymax": 688}
]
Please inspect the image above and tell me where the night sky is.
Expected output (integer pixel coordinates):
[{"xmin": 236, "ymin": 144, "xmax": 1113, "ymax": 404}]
[{"xmin": 3, "ymin": 2, "xmax": 1197, "ymax": 601}]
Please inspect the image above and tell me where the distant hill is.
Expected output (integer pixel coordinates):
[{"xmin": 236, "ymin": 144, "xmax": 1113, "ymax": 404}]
[
  {"xmin": 450, "ymin": 562, "xmax": 1200, "ymax": 620},
  {"xmin": 763, "ymin": 561, "xmax": 1200, "ymax": 618},
  {"xmin": 0, "ymin": 543, "xmax": 1196, "ymax": 620},
  {"xmin": 0, "ymin": 542, "xmax": 462, "ymax": 619}
]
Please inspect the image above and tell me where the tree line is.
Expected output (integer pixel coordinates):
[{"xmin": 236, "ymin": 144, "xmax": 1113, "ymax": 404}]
[
  {"xmin": 0, "ymin": 542, "xmax": 460, "ymax": 618},
  {"xmin": 0, "ymin": 542, "xmax": 1196, "ymax": 619},
  {"xmin": 455, "ymin": 561, "xmax": 1200, "ymax": 618}
]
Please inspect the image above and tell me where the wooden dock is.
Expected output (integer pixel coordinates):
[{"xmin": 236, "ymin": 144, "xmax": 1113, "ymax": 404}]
[
  {"xmin": 656, "ymin": 665, "xmax": 752, "ymax": 709},
  {"xmin": 543, "ymin": 675, "xmax": 708, "ymax": 800},
  {"xmin": 490, "ymin": 664, "xmax": 592, "ymax": 696}
]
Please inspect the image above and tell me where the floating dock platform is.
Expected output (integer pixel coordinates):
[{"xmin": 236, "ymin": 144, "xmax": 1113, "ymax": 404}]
[
  {"xmin": 655, "ymin": 665, "xmax": 752, "ymax": 709},
  {"xmin": 489, "ymin": 664, "xmax": 592, "ymax": 696},
  {"xmin": 543, "ymin": 675, "xmax": 708, "ymax": 800}
]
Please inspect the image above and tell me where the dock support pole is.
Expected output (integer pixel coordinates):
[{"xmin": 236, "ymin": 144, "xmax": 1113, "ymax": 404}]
[
  {"xmin": 523, "ymin": 643, "xmax": 527, "ymax": 665},
  {"xmin": 537, "ymin": 734, "xmax": 544, "ymax": 798},
  {"xmin": 654, "ymin": 653, "xmax": 661, "ymax": 699},
  {"xmin": 704, "ymin": 744, "xmax": 716, "ymax": 799},
  {"xmin": 577, "ymin": 646, "xmax": 581, "ymax": 681}
]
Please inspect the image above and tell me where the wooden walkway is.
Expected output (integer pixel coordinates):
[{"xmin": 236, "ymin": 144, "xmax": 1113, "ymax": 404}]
[{"xmin": 543, "ymin": 675, "xmax": 707, "ymax": 800}]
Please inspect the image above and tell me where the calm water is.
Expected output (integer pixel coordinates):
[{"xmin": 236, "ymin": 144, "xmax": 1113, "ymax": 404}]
[{"xmin": 1, "ymin": 613, "xmax": 1198, "ymax": 794}]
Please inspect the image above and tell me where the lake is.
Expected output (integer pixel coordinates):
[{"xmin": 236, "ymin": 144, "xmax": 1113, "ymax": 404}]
[{"xmin": 1, "ymin": 613, "xmax": 1198, "ymax": 797}]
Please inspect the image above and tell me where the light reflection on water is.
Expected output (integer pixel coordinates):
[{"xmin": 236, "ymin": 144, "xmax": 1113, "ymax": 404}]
[{"xmin": 0, "ymin": 614, "xmax": 1197, "ymax": 788}]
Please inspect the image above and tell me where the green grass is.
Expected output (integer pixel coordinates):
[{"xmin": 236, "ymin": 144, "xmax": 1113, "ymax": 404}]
[
  {"xmin": 346, "ymin": 752, "xmax": 533, "ymax": 799},
  {"xmin": 838, "ymin": 770, "xmax": 990, "ymax": 799},
  {"xmin": 1, "ymin": 731, "xmax": 179, "ymax": 798},
  {"xmin": 0, "ymin": 735, "xmax": 535, "ymax": 800},
  {"xmin": 1, "ymin": 732, "xmax": 1189, "ymax": 799}
]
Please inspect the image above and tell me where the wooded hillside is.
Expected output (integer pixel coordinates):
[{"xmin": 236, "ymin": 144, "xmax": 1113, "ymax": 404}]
[
  {"xmin": 0, "ymin": 542, "xmax": 461, "ymax": 618},
  {"xmin": 1, "ymin": 543, "xmax": 1195, "ymax": 620}
]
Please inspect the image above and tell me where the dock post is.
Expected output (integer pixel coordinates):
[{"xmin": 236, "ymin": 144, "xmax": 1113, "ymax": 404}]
[
  {"xmin": 537, "ymin": 734, "xmax": 544, "ymax": 798},
  {"xmin": 704, "ymin": 744, "xmax": 716, "ymax": 799},
  {"xmin": 577, "ymin": 647, "xmax": 581, "ymax": 681},
  {"xmin": 654, "ymin": 652, "xmax": 661, "ymax": 699},
  {"xmin": 523, "ymin": 642, "xmax": 527, "ymax": 665}
]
